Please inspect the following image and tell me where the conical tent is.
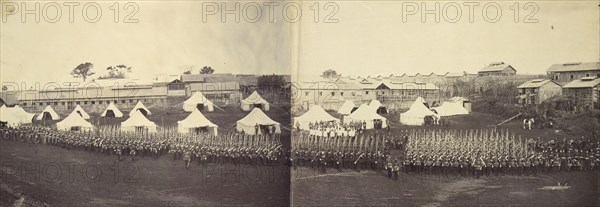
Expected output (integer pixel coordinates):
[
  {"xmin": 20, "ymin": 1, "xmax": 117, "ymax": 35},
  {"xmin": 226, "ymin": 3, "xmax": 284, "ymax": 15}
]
[
  {"xmin": 101, "ymin": 103, "xmax": 123, "ymax": 118},
  {"xmin": 121, "ymin": 110, "xmax": 157, "ymax": 133},
  {"xmin": 400, "ymin": 97, "xmax": 436, "ymax": 125},
  {"xmin": 130, "ymin": 101, "xmax": 151, "ymax": 116},
  {"xmin": 56, "ymin": 110, "xmax": 94, "ymax": 131},
  {"xmin": 433, "ymin": 99, "xmax": 469, "ymax": 117},
  {"xmin": 36, "ymin": 105, "xmax": 60, "ymax": 121},
  {"xmin": 369, "ymin": 99, "xmax": 388, "ymax": 114},
  {"xmin": 337, "ymin": 100, "xmax": 356, "ymax": 115},
  {"xmin": 344, "ymin": 104, "xmax": 387, "ymax": 129},
  {"xmin": 178, "ymin": 109, "xmax": 218, "ymax": 135},
  {"xmin": 236, "ymin": 108, "xmax": 280, "ymax": 135},
  {"xmin": 73, "ymin": 105, "xmax": 90, "ymax": 119},
  {"xmin": 241, "ymin": 91, "xmax": 270, "ymax": 111},
  {"xmin": 295, "ymin": 105, "xmax": 339, "ymax": 130},
  {"xmin": 183, "ymin": 92, "xmax": 214, "ymax": 112},
  {"xmin": 0, "ymin": 105, "xmax": 35, "ymax": 126}
]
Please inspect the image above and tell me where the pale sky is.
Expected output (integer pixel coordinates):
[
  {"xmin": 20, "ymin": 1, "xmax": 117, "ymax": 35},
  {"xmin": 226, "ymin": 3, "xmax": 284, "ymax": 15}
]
[
  {"xmin": 296, "ymin": 1, "xmax": 599, "ymax": 81},
  {"xmin": 1, "ymin": 1, "xmax": 293, "ymax": 84},
  {"xmin": 1, "ymin": 1, "xmax": 598, "ymax": 85}
]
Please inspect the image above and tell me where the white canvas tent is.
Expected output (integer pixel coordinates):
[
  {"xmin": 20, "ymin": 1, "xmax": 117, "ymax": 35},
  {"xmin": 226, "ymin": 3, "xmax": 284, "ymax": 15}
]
[
  {"xmin": 369, "ymin": 99, "xmax": 388, "ymax": 114},
  {"xmin": 400, "ymin": 97, "xmax": 436, "ymax": 125},
  {"xmin": 178, "ymin": 109, "xmax": 218, "ymax": 136},
  {"xmin": 344, "ymin": 104, "xmax": 387, "ymax": 129},
  {"xmin": 433, "ymin": 99, "xmax": 469, "ymax": 117},
  {"xmin": 130, "ymin": 101, "xmax": 151, "ymax": 116},
  {"xmin": 56, "ymin": 110, "xmax": 94, "ymax": 131},
  {"xmin": 295, "ymin": 105, "xmax": 339, "ymax": 130},
  {"xmin": 236, "ymin": 108, "xmax": 280, "ymax": 135},
  {"xmin": 0, "ymin": 105, "xmax": 35, "ymax": 126},
  {"xmin": 73, "ymin": 105, "xmax": 91, "ymax": 119},
  {"xmin": 337, "ymin": 100, "xmax": 357, "ymax": 115},
  {"xmin": 36, "ymin": 105, "xmax": 60, "ymax": 121},
  {"xmin": 241, "ymin": 91, "xmax": 270, "ymax": 111},
  {"xmin": 101, "ymin": 103, "xmax": 123, "ymax": 118},
  {"xmin": 183, "ymin": 92, "xmax": 214, "ymax": 112},
  {"xmin": 121, "ymin": 110, "xmax": 157, "ymax": 133}
]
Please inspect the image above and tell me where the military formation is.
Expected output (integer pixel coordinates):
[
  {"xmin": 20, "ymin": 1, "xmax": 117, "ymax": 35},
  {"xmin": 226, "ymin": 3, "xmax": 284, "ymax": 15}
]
[
  {"xmin": 402, "ymin": 129, "xmax": 600, "ymax": 178},
  {"xmin": 292, "ymin": 121, "xmax": 393, "ymax": 173},
  {"xmin": 3, "ymin": 123, "xmax": 598, "ymax": 177},
  {"xmin": 0, "ymin": 125, "xmax": 286, "ymax": 169}
]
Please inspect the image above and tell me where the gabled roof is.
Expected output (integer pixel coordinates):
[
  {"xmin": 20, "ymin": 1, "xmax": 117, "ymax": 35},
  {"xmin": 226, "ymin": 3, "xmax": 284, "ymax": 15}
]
[
  {"xmin": 547, "ymin": 62, "xmax": 600, "ymax": 72},
  {"xmin": 562, "ymin": 77, "xmax": 600, "ymax": 88},
  {"xmin": 517, "ymin": 79, "xmax": 559, "ymax": 89},
  {"xmin": 479, "ymin": 62, "xmax": 515, "ymax": 72}
]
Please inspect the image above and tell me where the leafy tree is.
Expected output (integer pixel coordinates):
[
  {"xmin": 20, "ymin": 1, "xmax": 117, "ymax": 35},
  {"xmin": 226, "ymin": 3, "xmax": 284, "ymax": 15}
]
[
  {"xmin": 257, "ymin": 74, "xmax": 287, "ymax": 90},
  {"xmin": 183, "ymin": 70, "xmax": 192, "ymax": 75},
  {"xmin": 100, "ymin": 65, "xmax": 132, "ymax": 79},
  {"xmin": 71, "ymin": 62, "xmax": 95, "ymax": 82},
  {"xmin": 321, "ymin": 69, "xmax": 340, "ymax": 79},
  {"xmin": 200, "ymin": 66, "xmax": 215, "ymax": 74}
]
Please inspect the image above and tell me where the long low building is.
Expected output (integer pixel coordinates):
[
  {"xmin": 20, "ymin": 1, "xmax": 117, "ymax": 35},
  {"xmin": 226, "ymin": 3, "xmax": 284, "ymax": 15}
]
[
  {"xmin": 294, "ymin": 76, "xmax": 439, "ymax": 111},
  {"xmin": 0, "ymin": 76, "xmax": 242, "ymax": 113}
]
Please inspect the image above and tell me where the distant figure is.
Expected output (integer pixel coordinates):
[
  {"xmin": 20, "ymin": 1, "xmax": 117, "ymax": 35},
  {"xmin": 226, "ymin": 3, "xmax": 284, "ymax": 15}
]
[{"xmin": 523, "ymin": 119, "xmax": 527, "ymax": 130}]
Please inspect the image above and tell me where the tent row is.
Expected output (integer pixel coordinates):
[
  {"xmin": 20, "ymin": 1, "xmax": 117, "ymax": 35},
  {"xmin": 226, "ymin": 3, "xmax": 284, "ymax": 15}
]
[
  {"xmin": 297, "ymin": 102, "xmax": 388, "ymax": 130},
  {"xmin": 400, "ymin": 96, "xmax": 470, "ymax": 125},
  {"xmin": 184, "ymin": 91, "xmax": 271, "ymax": 112},
  {"xmin": 5, "ymin": 90, "xmax": 270, "ymax": 125},
  {"xmin": 338, "ymin": 100, "xmax": 387, "ymax": 116},
  {"xmin": 2, "ymin": 102, "xmax": 281, "ymax": 137}
]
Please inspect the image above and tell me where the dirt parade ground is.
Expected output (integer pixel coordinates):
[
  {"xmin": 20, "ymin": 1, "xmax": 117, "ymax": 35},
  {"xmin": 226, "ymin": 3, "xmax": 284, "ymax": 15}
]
[{"xmin": 0, "ymin": 138, "xmax": 291, "ymax": 207}]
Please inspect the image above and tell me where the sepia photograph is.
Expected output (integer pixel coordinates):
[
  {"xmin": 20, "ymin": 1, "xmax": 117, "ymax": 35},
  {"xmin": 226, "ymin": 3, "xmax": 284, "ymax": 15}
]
[
  {"xmin": 1, "ymin": 0, "xmax": 599, "ymax": 206},
  {"xmin": 1, "ymin": 1, "xmax": 292, "ymax": 206},
  {"xmin": 290, "ymin": 1, "xmax": 599, "ymax": 207}
]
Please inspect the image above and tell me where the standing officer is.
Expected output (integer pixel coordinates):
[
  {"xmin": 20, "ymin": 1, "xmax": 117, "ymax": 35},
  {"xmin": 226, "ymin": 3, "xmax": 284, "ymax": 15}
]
[{"xmin": 184, "ymin": 150, "xmax": 192, "ymax": 170}]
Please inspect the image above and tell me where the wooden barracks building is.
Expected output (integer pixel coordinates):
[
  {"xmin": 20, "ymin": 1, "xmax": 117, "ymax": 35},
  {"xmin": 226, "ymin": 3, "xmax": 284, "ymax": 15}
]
[
  {"xmin": 295, "ymin": 76, "xmax": 439, "ymax": 111},
  {"xmin": 0, "ymin": 74, "xmax": 244, "ymax": 113}
]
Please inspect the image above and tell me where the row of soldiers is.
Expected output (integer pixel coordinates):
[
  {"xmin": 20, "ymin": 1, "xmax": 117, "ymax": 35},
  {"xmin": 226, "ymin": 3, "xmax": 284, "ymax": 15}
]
[
  {"xmin": 292, "ymin": 128, "xmax": 391, "ymax": 172},
  {"xmin": 299, "ymin": 120, "xmax": 369, "ymax": 136},
  {"xmin": 0, "ymin": 125, "xmax": 286, "ymax": 169},
  {"xmin": 401, "ymin": 129, "xmax": 600, "ymax": 178}
]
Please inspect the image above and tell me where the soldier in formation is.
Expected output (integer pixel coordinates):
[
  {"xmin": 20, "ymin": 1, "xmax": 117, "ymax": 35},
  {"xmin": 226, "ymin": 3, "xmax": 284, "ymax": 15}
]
[
  {"xmin": 0, "ymin": 125, "xmax": 286, "ymax": 169},
  {"xmin": 401, "ymin": 129, "xmax": 600, "ymax": 177}
]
